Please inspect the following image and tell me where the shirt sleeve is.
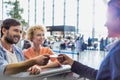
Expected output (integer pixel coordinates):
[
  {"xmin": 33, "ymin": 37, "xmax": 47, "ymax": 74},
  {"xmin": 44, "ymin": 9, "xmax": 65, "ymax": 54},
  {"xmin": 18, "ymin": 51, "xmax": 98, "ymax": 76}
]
[
  {"xmin": 47, "ymin": 48, "xmax": 54, "ymax": 55},
  {"xmin": 0, "ymin": 56, "xmax": 8, "ymax": 75},
  {"xmin": 22, "ymin": 49, "xmax": 29, "ymax": 59},
  {"xmin": 71, "ymin": 61, "xmax": 97, "ymax": 80},
  {"xmin": 47, "ymin": 48, "xmax": 55, "ymax": 61}
]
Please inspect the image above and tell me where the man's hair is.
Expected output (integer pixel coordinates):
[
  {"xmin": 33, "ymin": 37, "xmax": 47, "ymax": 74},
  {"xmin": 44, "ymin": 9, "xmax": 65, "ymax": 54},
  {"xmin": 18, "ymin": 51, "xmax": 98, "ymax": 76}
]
[{"xmin": 1, "ymin": 18, "xmax": 21, "ymax": 37}]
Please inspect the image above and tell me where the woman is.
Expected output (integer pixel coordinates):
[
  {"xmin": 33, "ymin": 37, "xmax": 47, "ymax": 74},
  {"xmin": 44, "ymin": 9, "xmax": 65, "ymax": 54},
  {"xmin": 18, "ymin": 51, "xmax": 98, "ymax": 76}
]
[
  {"xmin": 23, "ymin": 25, "xmax": 61, "ymax": 70},
  {"xmin": 58, "ymin": 0, "xmax": 120, "ymax": 80}
]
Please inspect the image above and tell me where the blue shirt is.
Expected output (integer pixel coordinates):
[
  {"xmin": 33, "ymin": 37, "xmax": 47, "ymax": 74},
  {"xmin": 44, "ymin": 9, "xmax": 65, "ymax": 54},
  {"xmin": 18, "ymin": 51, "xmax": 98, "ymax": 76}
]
[
  {"xmin": 96, "ymin": 40, "xmax": 120, "ymax": 80},
  {"xmin": 71, "ymin": 40, "xmax": 120, "ymax": 80},
  {"xmin": 0, "ymin": 42, "xmax": 25, "ymax": 75}
]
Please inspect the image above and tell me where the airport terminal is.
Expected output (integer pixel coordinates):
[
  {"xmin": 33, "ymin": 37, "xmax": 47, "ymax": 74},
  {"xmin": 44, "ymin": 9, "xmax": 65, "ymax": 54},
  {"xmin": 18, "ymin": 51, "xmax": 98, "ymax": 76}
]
[{"xmin": 0, "ymin": 0, "xmax": 118, "ymax": 80}]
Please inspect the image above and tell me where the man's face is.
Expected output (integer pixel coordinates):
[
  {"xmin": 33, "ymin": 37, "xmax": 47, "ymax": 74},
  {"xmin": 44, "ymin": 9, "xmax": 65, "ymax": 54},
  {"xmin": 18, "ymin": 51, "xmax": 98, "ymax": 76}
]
[
  {"xmin": 4, "ymin": 26, "xmax": 22, "ymax": 44},
  {"xmin": 105, "ymin": 6, "xmax": 120, "ymax": 37}
]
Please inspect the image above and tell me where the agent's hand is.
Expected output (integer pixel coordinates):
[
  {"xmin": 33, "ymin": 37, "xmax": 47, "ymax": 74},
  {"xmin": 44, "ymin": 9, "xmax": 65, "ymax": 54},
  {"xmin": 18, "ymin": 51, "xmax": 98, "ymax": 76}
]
[
  {"xmin": 57, "ymin": 54, "xmax": 74, "ymax": 66},
  {"xmin": 27, "ymin": 65, "xmax": 41, "ymax": 75},
  {"xmin": 34, "ymin": 55, "xmax": 50, "ymax": 66}
]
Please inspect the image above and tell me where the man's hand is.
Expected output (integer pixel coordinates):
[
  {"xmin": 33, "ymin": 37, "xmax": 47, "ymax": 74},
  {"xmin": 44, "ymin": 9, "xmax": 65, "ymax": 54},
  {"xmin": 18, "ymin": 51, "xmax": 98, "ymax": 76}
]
[{"xmin": 34, "ymin": 55, "xmax": 50, "ymax": 66}]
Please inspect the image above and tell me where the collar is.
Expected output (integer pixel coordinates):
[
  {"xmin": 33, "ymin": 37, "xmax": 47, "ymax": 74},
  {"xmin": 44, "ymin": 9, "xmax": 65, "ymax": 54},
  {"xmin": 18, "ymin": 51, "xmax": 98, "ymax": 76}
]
[{"xmin": 106, "ymin": 39, "xmax": 120, "ymax": 51}]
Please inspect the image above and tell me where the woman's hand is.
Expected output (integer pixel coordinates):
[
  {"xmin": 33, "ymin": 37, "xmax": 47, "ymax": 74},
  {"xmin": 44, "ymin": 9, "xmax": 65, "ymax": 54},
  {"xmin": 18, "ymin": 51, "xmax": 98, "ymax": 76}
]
[
  {"xmin": 27, "ymin": 65, "xmax": 41, "ymax": 75},
  {"xmin": 57, "ymin": 54, "xmax": 74, "ymax": 66}
]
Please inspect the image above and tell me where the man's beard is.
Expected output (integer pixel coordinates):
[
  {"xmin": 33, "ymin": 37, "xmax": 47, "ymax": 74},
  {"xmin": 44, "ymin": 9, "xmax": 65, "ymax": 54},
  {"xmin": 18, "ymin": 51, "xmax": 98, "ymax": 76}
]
[
  {"xmin": 4, "ymin": 36, "xmax": 16, "ymax": 44},
  {"xmin": 4, "ymin": 32, "xmax": 20, "ymax": 44}
]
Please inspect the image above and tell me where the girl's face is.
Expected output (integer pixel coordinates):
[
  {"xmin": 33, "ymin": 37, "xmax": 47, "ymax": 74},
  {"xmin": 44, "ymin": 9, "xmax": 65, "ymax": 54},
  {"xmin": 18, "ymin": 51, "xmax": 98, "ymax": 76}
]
[{"xmin": 32, "ymin": 29, "xmax": 45, "ymax": 45}]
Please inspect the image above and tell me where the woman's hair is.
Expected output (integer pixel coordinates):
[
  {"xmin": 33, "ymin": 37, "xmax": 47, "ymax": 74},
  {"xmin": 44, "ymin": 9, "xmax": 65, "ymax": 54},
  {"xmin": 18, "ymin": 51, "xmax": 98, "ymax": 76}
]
[
  {"xmin": 27, "ymin": 25, "xmax": 46, "ymax": 41},
  {"xmin": 108, "ymin": 0, "xmax": 120, "ymax": 17}
]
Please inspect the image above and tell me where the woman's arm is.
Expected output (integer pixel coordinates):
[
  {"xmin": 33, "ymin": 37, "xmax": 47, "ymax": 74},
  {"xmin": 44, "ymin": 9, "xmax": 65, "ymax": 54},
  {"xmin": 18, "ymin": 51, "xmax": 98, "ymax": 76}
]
[{"xmin": 71, "ymin": 61, "xmax": 97, "ymax": 80}]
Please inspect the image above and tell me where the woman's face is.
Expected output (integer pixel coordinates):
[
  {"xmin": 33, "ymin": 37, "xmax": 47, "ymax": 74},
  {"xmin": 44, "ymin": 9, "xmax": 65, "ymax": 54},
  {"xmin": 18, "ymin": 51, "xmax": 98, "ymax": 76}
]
[
  {"xmin": 32, "ymin": 29, "xmax": 45, "ymax": 45},
  {"xmin": 105, "ymin": 6, "xmax": 120, "ymax": 38}
]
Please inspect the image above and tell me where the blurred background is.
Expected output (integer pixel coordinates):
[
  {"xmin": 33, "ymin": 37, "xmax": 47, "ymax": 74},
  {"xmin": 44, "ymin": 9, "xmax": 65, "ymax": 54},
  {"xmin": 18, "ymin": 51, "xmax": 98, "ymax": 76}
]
[
  {"xmin": 0, "ymin": 1, "xmax": 112, "ymax": 79},
  {"xmin": 0, "ymin": 0, "xmax": 109, "ymax": 40}
]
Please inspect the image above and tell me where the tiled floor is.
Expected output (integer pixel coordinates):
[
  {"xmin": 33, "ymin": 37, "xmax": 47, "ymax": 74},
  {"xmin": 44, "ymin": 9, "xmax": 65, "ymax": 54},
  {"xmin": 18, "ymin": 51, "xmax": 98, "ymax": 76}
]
[
  {"xmin": 53, "ymin": 42, "xmax": 108, "ymax": 68},
  {"xmin": 55, "ymin": 49, "xmax": 108, "ymax": 69},
  {"xmin": 70, "ymin": 50, "xmax": 107, "ymax": 69}
]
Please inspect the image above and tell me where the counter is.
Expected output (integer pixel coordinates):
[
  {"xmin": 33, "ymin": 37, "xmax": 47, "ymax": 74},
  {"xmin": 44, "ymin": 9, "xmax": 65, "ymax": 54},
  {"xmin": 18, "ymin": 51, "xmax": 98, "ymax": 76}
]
[{"xmin": 0, "ymin": 65, "xmax": 71, "ymax": 80}]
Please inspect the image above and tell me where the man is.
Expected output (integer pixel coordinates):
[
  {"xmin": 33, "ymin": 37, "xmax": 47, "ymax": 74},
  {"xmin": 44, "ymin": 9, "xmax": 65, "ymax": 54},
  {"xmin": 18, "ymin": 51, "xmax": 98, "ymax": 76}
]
[
  {"xmin": 58, "ymin": 0, "xmax": 120, "ymax": 80},
  {"xmin": 0, "ymin": 18, "xmax": 50, "ymax": 75}
]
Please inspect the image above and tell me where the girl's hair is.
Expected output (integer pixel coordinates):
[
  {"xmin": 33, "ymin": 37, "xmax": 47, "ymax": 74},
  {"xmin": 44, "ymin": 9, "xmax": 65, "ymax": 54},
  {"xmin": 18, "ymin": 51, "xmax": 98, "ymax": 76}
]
[{"xmin": 27, "ymin": 25, "xmax": 46, "ymax": 41}]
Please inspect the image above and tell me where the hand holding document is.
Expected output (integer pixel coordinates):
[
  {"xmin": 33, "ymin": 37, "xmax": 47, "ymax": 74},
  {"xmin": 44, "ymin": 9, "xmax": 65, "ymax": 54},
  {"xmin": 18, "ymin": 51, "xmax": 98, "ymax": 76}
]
[
  {"xmin": 50, "ymin": 54, "xmax": 65, "ymax": 63},
  {"xmin": 49, "ymin": 54, "xmax": 58, "ymax": 61},
  {"xmin": 57, "ymin": 54, "xmax": 74, "ymax": 66}
]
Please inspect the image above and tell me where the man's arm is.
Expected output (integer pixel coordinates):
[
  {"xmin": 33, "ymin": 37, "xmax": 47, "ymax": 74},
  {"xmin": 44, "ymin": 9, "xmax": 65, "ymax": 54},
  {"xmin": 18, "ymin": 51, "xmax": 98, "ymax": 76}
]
[
  {"xmin": 4, "ymin": 55, "xmax": 50, "ymax": 75},
  {"xmin": 4, "ymin": 59, "xmax": 36, "ymax": 75}
]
